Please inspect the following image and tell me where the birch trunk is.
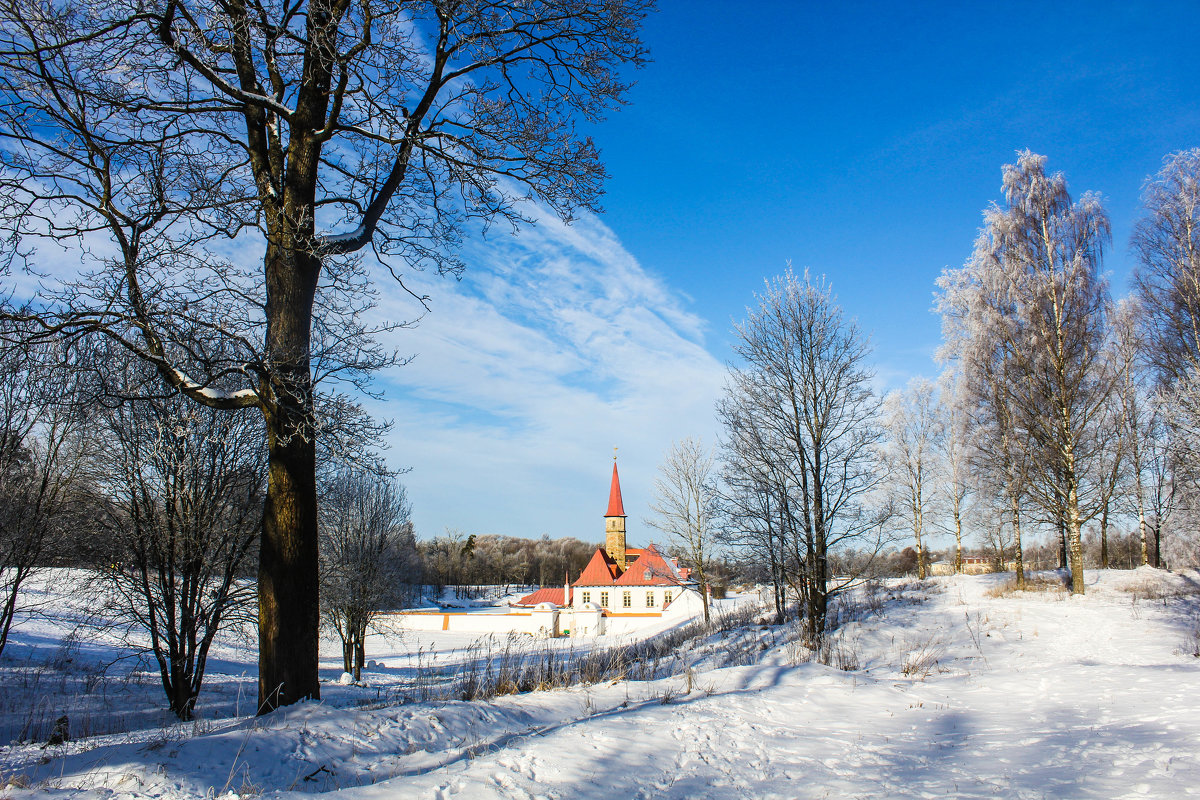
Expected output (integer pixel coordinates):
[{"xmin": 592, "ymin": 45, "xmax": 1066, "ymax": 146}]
[{"xmin": 1010, "ymin": 492, "xmax": 1025, "ymax": 590}]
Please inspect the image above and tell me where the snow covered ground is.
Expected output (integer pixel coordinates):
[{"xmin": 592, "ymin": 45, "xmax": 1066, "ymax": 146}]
[
  {"xmin": 3, "ymin": 567, "xmax": 1200, "ymax": 798},
  {"xmin": 0, "ymin": 572, "xmax": 712, "ymax": 747}
]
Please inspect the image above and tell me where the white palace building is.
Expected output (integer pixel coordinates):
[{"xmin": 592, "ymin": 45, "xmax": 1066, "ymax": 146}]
[{"xmin": 396, "ymin": 460, "xmax": 705, "ymax": 637}]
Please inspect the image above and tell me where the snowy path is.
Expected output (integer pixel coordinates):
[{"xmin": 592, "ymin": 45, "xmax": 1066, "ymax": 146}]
[
  {"xmin": 5, "ymin": 569, "xmax": 1200, "ymax": 799},
  {"xmin": 345, "ymin": 572, "xmax": 1200, "ymax": 800}
]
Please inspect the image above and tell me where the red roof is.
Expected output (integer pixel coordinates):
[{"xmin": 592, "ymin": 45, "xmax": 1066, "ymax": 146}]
[
  {"xmin": 614, "ymin": 544, "xmax": 684, "ymax": 587},
  {"xmin": 573, "ymin": 548, "xmax": 621, "ymax": 586},
  {"xmin": 605, "ymin": 462, "xmax": 626, "ymax": 517},
  {"xmin": 512, "ymin": 586, "xmax": 570, "ymax": 607}
]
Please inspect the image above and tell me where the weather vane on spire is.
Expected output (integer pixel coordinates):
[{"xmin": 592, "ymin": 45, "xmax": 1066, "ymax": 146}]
[{"xmin": 613, "ymin": 446, "xmax": 618, "ymax": 462}]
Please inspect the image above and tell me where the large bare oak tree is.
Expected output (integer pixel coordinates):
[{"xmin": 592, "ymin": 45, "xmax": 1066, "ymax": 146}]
[{"xmin": 0, "ymin": 0, "xmax": 651, "ymax": 710}]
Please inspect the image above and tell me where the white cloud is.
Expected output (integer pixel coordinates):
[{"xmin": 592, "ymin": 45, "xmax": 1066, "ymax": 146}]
[
  {"xmin": 368, "ymin": 209, "xmax": 726, "ymax": 547},
  {"xmin": 6, "ymin": 193, "xmax": 726, "ymax": 551}
]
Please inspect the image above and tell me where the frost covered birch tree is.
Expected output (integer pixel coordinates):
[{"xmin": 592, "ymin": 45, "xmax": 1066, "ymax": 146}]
[
  {"xmin": 940, "ymin": 152, "xmax": 1112, "ymax": 594},
  {"xmin": 1111, "ymin": 300, "xmax": 1151, "ymax": 567},
  {"xmin": 882, "ymin": 379, "xmax": 943, "ymax": 580},
  {"xmin": 936, "ymin": 371, "xmax": 973, "ymax": 573},
  {"xmin": 1134, "ymin": 150, "xmax": 1200, "ymax": 387},
  {"xmin": 0, "ymin": 0, "xmax": 651, "ymax": 710},
  {"xmin": 937, "ymin": 263, "xmax": 1032, "ymax": 588},
  {"xmin": 1134, "ymin": 149, "xmax": 1200, "ymax": 509}
]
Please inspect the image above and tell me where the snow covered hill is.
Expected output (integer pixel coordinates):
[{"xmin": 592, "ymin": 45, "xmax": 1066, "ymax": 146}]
[{"xmin": 3, "ymin": 568, "xmax": 1200, "ymax": 799}]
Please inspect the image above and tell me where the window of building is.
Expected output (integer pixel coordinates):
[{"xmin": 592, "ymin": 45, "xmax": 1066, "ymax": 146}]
[
  {"xmin": 622, "ymin": 591, "xmax": 632, "ymax": 608},
  {"xmin": 600, "ymin": 591, "xmax": 609, "ymax": 607},
  {"xmin": 646, "ymin": 591, "xmax": 654, "ymax": 607},
  {"xmin": 644, "ymin": 569, "xmax": 653, "ymax": 581},
  {"xmin": 663, "ymin": 591, "xmax": 673, "ymax": 606},
  {"xmin": 581, "ymin": 591, "xmax": 591, "ymax": 604}
]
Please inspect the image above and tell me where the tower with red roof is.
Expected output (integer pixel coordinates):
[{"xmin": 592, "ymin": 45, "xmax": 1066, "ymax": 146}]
[
  {"xmin": 604, "ymin": 459, "xmax": 628, "ymax": 570},
  {"xmin": 513, "ymin": 454, "xmax": 697, "ymax": 615}
]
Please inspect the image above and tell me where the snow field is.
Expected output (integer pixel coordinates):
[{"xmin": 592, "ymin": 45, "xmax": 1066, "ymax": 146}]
[{"xmin": 2, "ymin": 567, "xmax": 1199, "ymax": 798}]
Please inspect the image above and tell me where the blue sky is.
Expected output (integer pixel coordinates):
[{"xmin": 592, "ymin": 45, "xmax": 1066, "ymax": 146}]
[{"xmin": 374, "ymin": 1, "xmax": 1200, "ymax": 547}]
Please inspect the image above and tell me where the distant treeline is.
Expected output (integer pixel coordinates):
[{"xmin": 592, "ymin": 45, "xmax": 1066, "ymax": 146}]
[{"xmin": 418, "ymin": 532, "xmax": 601, "ymax": 598}]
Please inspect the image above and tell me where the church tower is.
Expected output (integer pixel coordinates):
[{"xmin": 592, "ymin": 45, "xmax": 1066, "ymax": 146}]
[{"xmin": 604, "ymin": 459, "xmax": 628, "ymax": 570}]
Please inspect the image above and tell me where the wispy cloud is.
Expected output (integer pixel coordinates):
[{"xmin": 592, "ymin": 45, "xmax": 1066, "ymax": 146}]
[
  {"xmin": 368, "ymin": 208, "xmax": 726, "ymax": 545},
  {"xmin": 8, "ymin": 195, "xmax": 726, "ymax": 547}
]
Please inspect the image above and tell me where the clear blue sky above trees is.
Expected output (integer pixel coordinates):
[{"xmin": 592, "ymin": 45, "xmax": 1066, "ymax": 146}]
[
  {"xmin": 378, "ymin": 1, "xmax": 1199, "ymax": 544},
  {"xmin": 596, "ymin": 0, "xmax": 1198, "ymax": 370}
]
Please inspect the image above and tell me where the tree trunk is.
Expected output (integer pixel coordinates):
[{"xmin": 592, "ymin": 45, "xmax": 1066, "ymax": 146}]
[
  {"xmin": 169, "ymin": 679, "xmax": 197, "ymax": 722},
  {"xmin": 1153, "ymin": 521, "xmax": 1162, "ymax": 568},
  {"xmin": 914, "ymin": 527, "xmax": 925, "ymax": 579},
  {"xmin": 1058, "ymin": 518, "xmax": 1067, "ymax": 570},
  {"xmin": 1137, "ymin": 506, "xmax": 1149, "ymax": 567},
  {"xmin": 697, "ymin": 571, "xmax": 711, "ymax": 624},
  {"xmin": 812, "ymin": 518, "xmax": 828, "ymax": 638},
  {"xmin": 768, "ymin": 534, "xmax": 784, "ymax": 624},
  {"xmin": 953, "ymin": 506, "xmax": 963, "ymax": 574},
  {"xmin": 257, "ymin": 244, "xmax": 321, "ymax": 713},
  {"xmin": 1067, "ymin": 484, "xmax": 1085, "ymax": 595},
  {"xmin": 1100, "ymin": 499, "xmax": 1110, "ymax": 569},
  {"xmin": 0, "ymin": 567, "xmax": 26, "ymax": 658},
  {"xmin": 1010, "ymin": 492, "xmax": 1025, "ymax": 590}
]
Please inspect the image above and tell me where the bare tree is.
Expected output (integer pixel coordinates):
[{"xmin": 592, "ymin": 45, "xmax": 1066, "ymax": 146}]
[
  {"xmin": 1091, "ymin": 404, "xmax": 1126, "ymax": 570},
  {"xmin": 722, "ymin": 269, "xmax": 886, "ymax": 641},
  {"xmin": 937, "ymin": 264, "xmax": 1034, "ymax": 589},
  {"xmin": 0, "ymin": 334, "xmax": 90, "ymax": 658},
  {"xmin": 320, "ymin": 469, "xmax": 417, "ymax": 681},
  {"xmin": 977, "ymin": 496, "xmax": 1015, "ymax": 570},
  {"xmin": 882, "ymin": 379, "xmax": 944, "ymax": 580},
  {"xmin": 1143, "ymin": 412, "xmax": 1178, "ymax": 568},
  {"xmin": 0, "ymin": 0, "xmax": 651, "ymax": 710},
  {"xmin": 94, "ymin": 372, "xmax": 264, "ymax": 720},
  {"xmin": 718, "ymin": 389, "xmax": 791, "ymax": 623},
  {"xmin": 936, "ymin": 370, "xmax": 973, "ymax": 573},
  {"xmin": 1111, "ymin": 300, "xmax": 1150, "ymax": 567},
  {"xmin": 646, "ymin": 437, "xmax": 718, "ymax": 624}
]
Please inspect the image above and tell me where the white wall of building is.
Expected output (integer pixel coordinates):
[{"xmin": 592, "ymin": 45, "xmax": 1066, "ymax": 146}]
[
  {"xmin": 573, "ymin": 584, "xmax": 685, "ymax": 613},
  {"xmin": 389, "ymin": 586, "xmax": 706, "ymax": 638}
]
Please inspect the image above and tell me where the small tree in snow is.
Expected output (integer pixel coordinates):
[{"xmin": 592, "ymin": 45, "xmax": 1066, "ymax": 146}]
[
  {"xmin": 882, "ymin": 379, "xmax": 944, "ymax": 580},
  {"xmin": 646, "ymin": 437, "xmax": 719, "ymax": 624},
  {"xmin": 94, "ymin": 371, "xmax": 263, "ymax": 720},
  {"xmin": 319, "ymin": 470, "xmax": 419, "ymax": 681},
  {"xmin": 0, "ymin": 334, "xmax": 90, "ymax": 659},
  {"xmin": 936, "ymin": 370, "xmax": 973, "ymax": 573},
  {"xmin": 720, "ymin": 269, "xmax": 887, "ymax": 640}
]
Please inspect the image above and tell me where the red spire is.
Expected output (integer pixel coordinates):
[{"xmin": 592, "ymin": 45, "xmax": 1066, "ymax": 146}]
[{"xmin": 605, "ymin": 461, "xmax": 626, "ymax": 517}]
